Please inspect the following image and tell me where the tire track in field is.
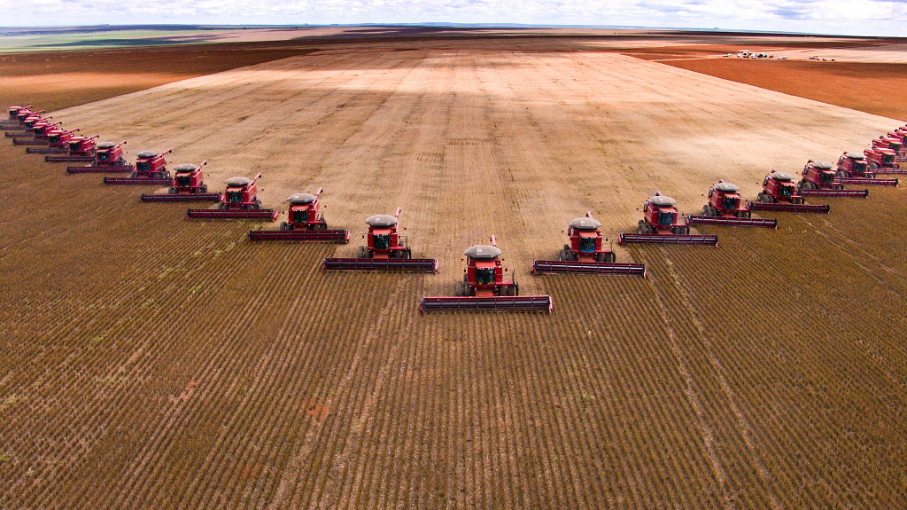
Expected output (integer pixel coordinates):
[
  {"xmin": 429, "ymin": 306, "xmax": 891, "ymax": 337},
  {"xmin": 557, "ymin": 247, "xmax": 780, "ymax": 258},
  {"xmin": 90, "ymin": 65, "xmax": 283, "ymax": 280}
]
[
  {"xmin": 634, "ymin": 248, "xmax": 735, "ymax": 510},
  {"xmin": 655, "ymin": 249, "xmax": 784, "ymax": 510}
]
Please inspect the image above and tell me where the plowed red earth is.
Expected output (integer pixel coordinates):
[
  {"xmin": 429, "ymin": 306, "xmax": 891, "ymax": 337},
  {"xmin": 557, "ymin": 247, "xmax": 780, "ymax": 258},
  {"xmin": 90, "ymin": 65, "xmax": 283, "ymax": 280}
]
[{"xmin": 2, "ymin": 30, "xmax": 907, "ymax": 509}]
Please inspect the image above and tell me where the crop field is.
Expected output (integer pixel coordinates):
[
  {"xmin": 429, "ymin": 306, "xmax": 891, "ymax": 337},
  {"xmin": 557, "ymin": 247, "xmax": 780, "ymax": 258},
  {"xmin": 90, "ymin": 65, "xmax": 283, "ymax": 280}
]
[{"xmin": 2, "ymin": 30, "xmax": 907, "ymax": 508}]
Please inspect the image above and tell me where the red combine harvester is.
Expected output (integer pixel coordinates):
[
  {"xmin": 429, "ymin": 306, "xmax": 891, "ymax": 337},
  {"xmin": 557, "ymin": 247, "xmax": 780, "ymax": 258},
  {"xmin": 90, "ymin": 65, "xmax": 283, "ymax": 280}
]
[
  {"xmin": 797, "ymin": 161, "xmax": 868, "ymax": 198},
  {"xmin": 864, "ymin": 146, "xmax": 903, "ymax": 174},
  {"xmin": 420, "ymin": 236, "xmax": 552, "ymax": 313},
  {"xmin": 67, "ymin": 140, "xmax": 132, "ymax": 174},
  {"xmin": 872, "ymin": 136, "xmax": 905, "ymax": 161},
  {"xmin": 749, "ymin": 171, "xmax": 830, "ymax": 214},
  {"xmin": 687, "ymin": 180, "xmax": 777, "ymax": 228},
  {"xmin": 618, "ymin": 193, "xmax": 718, "ymax": 245},
  {"xmin": 45, "ymin": 134, "xmax": 99, "ymax": 162},
  {"xmin": 186, "ymin": 173, "xmax": 278, "ymax": 220},
  {"xmin": 248, "ymin": 188, "xmax": 350, "ymax": 242},
  {"xmin": 141, "ymin": 160, "xmax": 221, "ymax": 202},
  {"xmin": 104, "ymin": 149, "xmax": 172, "ymax": 185},
  {"xmin": 323, "ymin": 208, "xmax": 436, "ymax": 271},
  {"xmin": 4, "ymin": 105, "xmax": 31, "ymax": 125},
  {"xmin": 26, "ymin": 128, "xmax": 80, "ymax": 154},
  {"xmin": 12, "ymin": 120, "xmax": 62, "ymax": 146},
  {"xmin": 6, "ymin": 113, "xmax": 49, "ymax": 137},
  {"xmin": 834, "ymin": 152, "xmax": 897, "ymax": 186},
  {"xmin": 531, "ymin": 212, "xmax": 647, "ymax": 276}
]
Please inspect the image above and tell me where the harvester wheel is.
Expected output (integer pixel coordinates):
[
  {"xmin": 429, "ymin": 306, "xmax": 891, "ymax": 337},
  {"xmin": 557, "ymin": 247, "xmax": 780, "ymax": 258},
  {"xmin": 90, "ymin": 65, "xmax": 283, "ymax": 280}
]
[
  {"xmin": 869, "ymin": 162, "xmax": 879, "ymax": 173},
  {"xmin": 403, "ymin": 248, "xmax": 412, "ymax": 259},
  {"xmin": 356, "ymin": 246, "xmax": 367, "ymax": 259},
  {"xmin": 558, "ymin": 249, "xmax": 567, "ymax": 262},
  {"xmin": 201, "ymin": 185, "xmax": 208, "ymax": 193},
  {"xmin": 168, "ymin": 187, "xmax": 177, "ymax": 194},
  {"xmin": 512, "ymin": 282, "xmax": 519, "ymax": 296},
  {"xmin": 605, "ymin": 252, "xmax": 616, "ymax": 263},
  {"xmin": 565, "ymin": 248, "xmax": 574, "ymax": 261},
  {"xmin": 455, "ymin": 281, "xmax": 465, "ymax": 297},
  {"xmin": 836, "ymin": 170, "xmax": 847, "ymax": 179},
  {"xmin": 637, "ymin": 220, "xmax": 646, "ymax": 234},
  {"xmin": 279, "ymin": 222, "xmax": 289, "ymax": 232}
]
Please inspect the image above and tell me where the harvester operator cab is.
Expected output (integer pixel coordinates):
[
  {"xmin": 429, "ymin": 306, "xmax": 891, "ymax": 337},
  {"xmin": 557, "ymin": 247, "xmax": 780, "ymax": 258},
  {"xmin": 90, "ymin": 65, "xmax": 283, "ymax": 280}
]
[
  {"xmin": 646, "ymin": 195, "xmax": 678, "ymax": 227},
  {"xmin": 365, "ymin": 213, "xmax": 399, "ymax": 255},
  {"xmin": 96, "ymin": 141, "xmax": 117, "ymax": 162},
  {"xmin": 135, "ymin": 151, "xmax": 159, "ymax": 173},
  {"xmin": 224, "ymin": 176, "xmax": 254, "ymax": 206},
  {"xmin": 568, "ymin": 217, "xmax": 601, "ymax": 253},
  {"xmin": 287, "ymin": 192, "xmax": 319, "ymax": 226},
  {"xmin": 465, "ymin": 244, "xmax": 502, "ymax": 287}
]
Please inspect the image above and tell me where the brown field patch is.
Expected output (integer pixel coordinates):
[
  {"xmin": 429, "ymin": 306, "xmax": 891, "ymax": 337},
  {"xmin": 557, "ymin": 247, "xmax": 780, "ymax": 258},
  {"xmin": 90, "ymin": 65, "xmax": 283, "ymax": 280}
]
[
  {"xmin": 3, "ymin": 32, "xmax": 907, "ymax": 509},
  {"xmin": 660, "ymin": 58, "xmax": 907, "ymax": 120}
]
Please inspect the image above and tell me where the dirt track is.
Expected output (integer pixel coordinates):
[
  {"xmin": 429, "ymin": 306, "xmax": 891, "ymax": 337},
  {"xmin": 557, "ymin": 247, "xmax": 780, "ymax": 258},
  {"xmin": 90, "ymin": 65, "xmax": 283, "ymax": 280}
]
[{"xmin": 3, "ymin": 36, "xmax": 907, "ymax": 508}]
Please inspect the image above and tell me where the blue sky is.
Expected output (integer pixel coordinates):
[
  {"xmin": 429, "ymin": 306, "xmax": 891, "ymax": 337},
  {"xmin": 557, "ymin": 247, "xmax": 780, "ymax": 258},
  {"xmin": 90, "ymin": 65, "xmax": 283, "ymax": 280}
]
[{"xmin": 2, "ymin": 0, "xmax": 906, "ymax": 36}]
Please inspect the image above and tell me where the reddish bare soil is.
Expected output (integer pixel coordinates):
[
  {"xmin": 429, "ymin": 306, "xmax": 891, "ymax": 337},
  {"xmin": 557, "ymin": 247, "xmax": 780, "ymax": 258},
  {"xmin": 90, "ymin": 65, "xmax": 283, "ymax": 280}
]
[
  {"xmin": 662, "ymin": 58, "xmax": 907, "ymax": 120},
  {"xmin": 2, "ymin": 31, "xmax": 907, "ymax": 509}
]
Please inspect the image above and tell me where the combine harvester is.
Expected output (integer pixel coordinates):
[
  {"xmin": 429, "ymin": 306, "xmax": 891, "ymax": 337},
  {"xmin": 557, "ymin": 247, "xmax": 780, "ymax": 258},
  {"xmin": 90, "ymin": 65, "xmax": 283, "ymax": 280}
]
[
  {"xmin": 750, "ymin": 172, "xmax": 830, "ymax": 214},
  {"xmin": 187, "ymin": 173, "xmax": 278, "ymax": 221},
  {"xmin": 248, "ymin": 188, "xmax": 349, "ymax": 243},
  {"xmin": 141, "ymin": 160, "xmax": 221, "ymax": 202},
  {"xmin": 67, "ymin": 141, "xmax": 132, "ymax": 174},
  {"xmin": 531, "ymin": 212, "xmax": 646, "ymax": 276},
  {"xmin": 687, "ymin": 180, "xmax": 777, "ymax": 229},
  {"xmin": 323, "ymin": 208, "xmax": 435, "ymax": 271},
  {"xmin": 872, "ymin": 135, "xmax": 905, "ymax": 162},
  {"xmin": 797, "ymin": 161, "xmax": 868, "ymax": 198},
  {"xmin": 103, "ymin": 149, "xmax": 172, "ymax": 185},
  {"xmin": 45, "ymin": 134, "xmax": 98, "ymax": 163},
  {"xmin": 863, "ymin": 146, "xmax": 904, "ymax": 175},
  {"xmin": 420, "ymin": 236, "xmax": 552, "ymax": 313},
  {"xmin": 11, "ymin": 119, "xmax": 61, "ymax": 146},
  {"xmin": 3, "ymin": 105, "xmax": 31, "ymax": 126},
  {"xmin": 26, "ymin": 128, "xmax": 79, "ymax": 154},
  {"xmin": 618, "ymin": 193, "xmax": 718, "ymax": 245},
  {"xmin": 835, "ymin": 152, "xmax": 898, "ymax": 186},
  {"xmin": 5, "ymin": 110, "xmax": 46, "ymax": 135}
]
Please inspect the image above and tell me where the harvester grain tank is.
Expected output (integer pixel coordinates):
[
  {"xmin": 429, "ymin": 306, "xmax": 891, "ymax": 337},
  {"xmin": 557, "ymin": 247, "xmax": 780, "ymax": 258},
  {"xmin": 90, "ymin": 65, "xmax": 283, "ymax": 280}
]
[
  {"xmin": 797, "ymin": 161, "xmax": 868, "ymax": 198},
  {"xmin": 687, "ymin": 180, "xmax": 777, "ymax": 228},
  {"xmin": 140, "ymin": 160, "xmax": 221, "ymax": 202},
  {"xmin": 420, "ymin": 236, "xmax": 552, "ymax": 313},
  {"xmin": 749, "ymin": 171, "xmax": 830, "ymax": 213},
  {"xmin": 618, "ymin": 193, "xmax": 718, "ymax": 245},
  {"xmin": 26, "ymin": 128, "xmax": 79, "ymax": 154},
  {"xmin": 45, "ymin": 134, "xmax": 99, "ymax": 162},
  {"xmin": 104, "ymin": 149, "xmax": 173, "ymax": 185},
  {"xmin": 67, "ymin": 140, "xmax": 132, "ymax": 174},
  {"xmin": 531, "ymin": 212, "xmax": 647, "ymax": 276},
  {"xmin": 322, "ymin": 208, "xmax": 435, "ymax": 271},
  {"xmin": 186, "ymin": 173, "xmax": 278, "ymax": 220},
  {"xmin": 248, "ymin": 188, "xmax": 349, "ymax": 242}
]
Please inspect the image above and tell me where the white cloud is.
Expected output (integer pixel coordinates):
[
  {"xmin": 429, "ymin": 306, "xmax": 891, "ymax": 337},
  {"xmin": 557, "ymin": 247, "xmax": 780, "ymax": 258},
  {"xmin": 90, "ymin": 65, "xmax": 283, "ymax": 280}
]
[{"xmin": 2, "ymin": 0, "xmax": 907, "ymax": 35}]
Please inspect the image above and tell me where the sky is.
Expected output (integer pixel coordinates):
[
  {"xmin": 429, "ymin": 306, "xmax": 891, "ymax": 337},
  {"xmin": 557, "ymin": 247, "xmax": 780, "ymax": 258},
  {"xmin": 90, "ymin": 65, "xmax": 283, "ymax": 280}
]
[{"xmin": 2, "ymin": 0, "xmax": 907, "ymax": 37}]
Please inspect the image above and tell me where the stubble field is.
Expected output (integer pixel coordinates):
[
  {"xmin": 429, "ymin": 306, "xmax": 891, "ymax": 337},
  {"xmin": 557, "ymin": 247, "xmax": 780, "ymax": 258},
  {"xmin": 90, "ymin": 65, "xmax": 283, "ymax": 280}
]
[{"xmin": 2, "ymin": 30, "xmax": 907, "ymax": 508}]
